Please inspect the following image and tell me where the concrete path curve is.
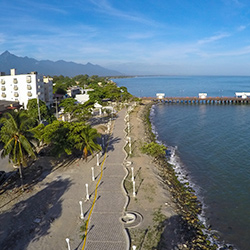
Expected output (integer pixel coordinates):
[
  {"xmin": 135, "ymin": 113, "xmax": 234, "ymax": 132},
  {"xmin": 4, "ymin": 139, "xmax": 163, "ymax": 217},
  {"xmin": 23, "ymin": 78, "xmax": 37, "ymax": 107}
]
[{"xmin": 84, "ymin": 109, "xmax": 129, "ymax": 250}]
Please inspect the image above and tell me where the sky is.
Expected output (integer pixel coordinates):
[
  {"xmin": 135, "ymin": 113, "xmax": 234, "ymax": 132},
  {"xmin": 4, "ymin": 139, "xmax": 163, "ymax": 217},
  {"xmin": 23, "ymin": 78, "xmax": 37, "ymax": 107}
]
[{"xmin": 1, "ymin": 0, "xmax": 250, "ymax": 75}]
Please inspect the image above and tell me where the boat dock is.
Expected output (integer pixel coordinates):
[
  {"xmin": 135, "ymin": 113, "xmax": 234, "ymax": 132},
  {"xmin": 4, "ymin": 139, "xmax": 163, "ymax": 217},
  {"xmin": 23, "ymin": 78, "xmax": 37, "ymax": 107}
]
[{"xmin": 142, "ymin": 96, "xmax": 250, "ymax": 104}]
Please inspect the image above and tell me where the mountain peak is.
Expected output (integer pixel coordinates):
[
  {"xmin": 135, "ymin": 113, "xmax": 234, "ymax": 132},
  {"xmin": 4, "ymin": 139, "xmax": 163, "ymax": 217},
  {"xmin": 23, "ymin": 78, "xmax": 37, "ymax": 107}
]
[{"xmin": 1, "ymin": 50, "xmax": 11, "ymax": 56}]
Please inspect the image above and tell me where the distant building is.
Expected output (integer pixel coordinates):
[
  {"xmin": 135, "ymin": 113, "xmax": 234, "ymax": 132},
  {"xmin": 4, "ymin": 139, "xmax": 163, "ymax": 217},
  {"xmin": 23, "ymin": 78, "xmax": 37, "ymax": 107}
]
[
  {"xmin": 156, "ymin": 93, "xmax": 165, "ymax": 99},
  {"xmin": 67, "ymin": 86, "xmax": 82, "ymax": 97},
  {"xmin": 75, "ymin": 88, "xmax": 94, "ymax": 104},
  {"xmin": 198, "ymin": 93, "xmax": 207, "ymax": 99},
  {"xmin": 0, "ymin": 69, "xmax": 53, "ymax": 108},
  {"xmin": 0, "ymin": 100, "xmax": 21, "ymax": 115},
  {"xmin": 235, "ymin": 92, "xmax": 250, "ymax": 99}
]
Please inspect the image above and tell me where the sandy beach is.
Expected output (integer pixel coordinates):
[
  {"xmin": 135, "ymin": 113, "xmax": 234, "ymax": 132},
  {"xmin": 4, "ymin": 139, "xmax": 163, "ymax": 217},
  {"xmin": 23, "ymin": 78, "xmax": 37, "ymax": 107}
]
[{"xmin": 0, "ymin": 101, "xmax": 203, "ymax": 250}]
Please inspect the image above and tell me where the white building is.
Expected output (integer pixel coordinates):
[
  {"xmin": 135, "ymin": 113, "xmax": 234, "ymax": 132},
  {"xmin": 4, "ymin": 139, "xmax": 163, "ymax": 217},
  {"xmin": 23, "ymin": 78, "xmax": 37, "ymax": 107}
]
[
  {"xmin": 75, "ymin": 88, "xmax": 94, "ymax": 104},
  {"xmin": 0, "ymin": 69, "xmax": 53, "ymax": 108},
  {"xmin": 198, "ymin": 93, "xmax": 207, "ymax": 99},
  {"xmin": 156, "ymin": 93, "xmax": 165, "ymax": 99},
  {"xmin": 235, "ymin": 92, "xmax": 250, "ymax": 99}
]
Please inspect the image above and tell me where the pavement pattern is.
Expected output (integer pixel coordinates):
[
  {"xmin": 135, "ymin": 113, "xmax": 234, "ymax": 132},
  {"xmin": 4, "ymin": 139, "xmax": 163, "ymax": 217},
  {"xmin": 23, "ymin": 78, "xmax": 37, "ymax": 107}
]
[{"xmin": 84, "ymin": 109, "xmax": 129, "ymax": 250}]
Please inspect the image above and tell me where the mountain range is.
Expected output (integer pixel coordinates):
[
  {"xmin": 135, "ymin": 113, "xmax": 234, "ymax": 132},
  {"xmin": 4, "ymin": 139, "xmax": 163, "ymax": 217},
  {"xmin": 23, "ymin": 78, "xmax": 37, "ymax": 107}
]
[{"xmin": 0, "ymin": 51, "xmax": 122, "ymax": 77}]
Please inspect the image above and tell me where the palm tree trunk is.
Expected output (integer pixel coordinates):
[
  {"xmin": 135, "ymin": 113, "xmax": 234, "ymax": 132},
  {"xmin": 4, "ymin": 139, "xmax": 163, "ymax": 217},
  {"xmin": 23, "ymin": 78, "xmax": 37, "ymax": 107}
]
[{"xmin": 19, "ymin": 164, "xmax": 24, "ymax": 191}]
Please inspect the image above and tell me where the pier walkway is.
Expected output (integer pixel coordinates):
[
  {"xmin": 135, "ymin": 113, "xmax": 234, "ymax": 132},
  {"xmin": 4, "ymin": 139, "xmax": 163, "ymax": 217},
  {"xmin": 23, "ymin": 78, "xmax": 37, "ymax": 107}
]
[
  {"xmin": 143, "ymin": 96, "xmax": 250, "ymax": 104},
  {"xmin": 84, "ymin": 109, "xmax": 129, "ymax": 250}
]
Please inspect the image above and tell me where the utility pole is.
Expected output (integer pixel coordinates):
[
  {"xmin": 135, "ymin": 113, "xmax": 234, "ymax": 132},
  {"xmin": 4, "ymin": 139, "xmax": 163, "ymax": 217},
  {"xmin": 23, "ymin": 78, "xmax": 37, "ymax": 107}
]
[
  {"xmin": 55, "ymin": 97, "xmax": 58, "ymax": 119},
  {"xmin": 37, "ymin": 94, "xmax": 41, "ymax": 124}
]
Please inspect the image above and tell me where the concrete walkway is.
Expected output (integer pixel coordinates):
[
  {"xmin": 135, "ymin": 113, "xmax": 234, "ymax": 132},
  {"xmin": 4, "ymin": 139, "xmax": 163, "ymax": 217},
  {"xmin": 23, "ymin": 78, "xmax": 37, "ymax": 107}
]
[{"xmin": 84, "ymin": 109, "xmax": 129, "ymax": 250}]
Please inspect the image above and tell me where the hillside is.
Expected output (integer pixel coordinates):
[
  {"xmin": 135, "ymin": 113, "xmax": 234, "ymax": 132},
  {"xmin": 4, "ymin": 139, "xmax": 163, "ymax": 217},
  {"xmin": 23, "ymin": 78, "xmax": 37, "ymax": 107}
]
[{"xmin": 0, "ymin": 51, "xmax": 122, "ymax": 77}]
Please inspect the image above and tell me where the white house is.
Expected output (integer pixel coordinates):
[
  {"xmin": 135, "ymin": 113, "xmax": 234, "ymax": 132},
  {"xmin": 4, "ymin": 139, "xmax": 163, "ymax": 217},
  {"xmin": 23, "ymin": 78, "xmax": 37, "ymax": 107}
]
[
  {"xmin": 156, "ymin": 93, "xmax": 165, "ymax": 99},
  {"xmin": 235, "ymin": 92, "xmax": 250, "ymax": 99},
  {"xmin": 75, "ymin": 89, "xmax": 94, "ymax": 104},
  {"xmin": 0, "ymin": 69, "xmax": 53, "ymax": 109},
  {"xmin": 198, "ymin": 93, "xmax": 207, "ymax": 99}
]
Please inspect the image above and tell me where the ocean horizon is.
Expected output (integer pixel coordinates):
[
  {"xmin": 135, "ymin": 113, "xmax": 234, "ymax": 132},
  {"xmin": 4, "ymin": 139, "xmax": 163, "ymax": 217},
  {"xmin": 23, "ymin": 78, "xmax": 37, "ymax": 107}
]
[{"xmin": 114, "ymin": 76, "xmax": 250, "ymax": 250}]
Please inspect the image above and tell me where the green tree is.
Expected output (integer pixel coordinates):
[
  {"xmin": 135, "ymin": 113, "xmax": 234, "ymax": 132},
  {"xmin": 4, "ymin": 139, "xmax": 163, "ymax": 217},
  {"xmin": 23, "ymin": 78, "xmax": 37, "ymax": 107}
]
[
  {"xmin": 26, "ymin": 98, "xmax": 55, "ymax": 126},
  {"xmin": 68, "ymin": 123, "xmax": 101, "ymax": 161},
  {"xmin": 0, "ymin": 112, "xmax": 36, "ymax": 190},
  {"xmin": 41, "ymin": 120, "xmax": 72, "ymax": 157}
]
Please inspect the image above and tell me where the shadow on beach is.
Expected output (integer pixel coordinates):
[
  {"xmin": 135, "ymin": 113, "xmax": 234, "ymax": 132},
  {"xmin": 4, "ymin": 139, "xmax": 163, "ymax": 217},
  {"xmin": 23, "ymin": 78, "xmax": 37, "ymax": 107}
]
[
  {"xmin": 0, "ymin": 154, "xmax": 77, "ymax": 197},
  {"xmin": 0, "ymin": 178, "xmax": 72, "ymax": 250}
]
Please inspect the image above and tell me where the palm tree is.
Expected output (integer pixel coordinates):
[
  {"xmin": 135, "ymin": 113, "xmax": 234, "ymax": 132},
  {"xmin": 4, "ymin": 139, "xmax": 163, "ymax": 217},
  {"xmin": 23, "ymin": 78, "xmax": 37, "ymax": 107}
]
[
  {"xmin": 0, "ymin": 111, "xmax": 36, "ymax": 190},
  {"xmin": 70, "ymin": 123, "xmax": 101, "ymax": 161}
]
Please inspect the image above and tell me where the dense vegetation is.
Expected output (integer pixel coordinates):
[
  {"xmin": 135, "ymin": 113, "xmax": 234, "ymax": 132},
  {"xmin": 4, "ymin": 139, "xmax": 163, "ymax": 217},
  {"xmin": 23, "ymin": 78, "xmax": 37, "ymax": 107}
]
[
  {"xmin": 0, "ymin": 74, "xmax": 133, "ymax": 190},
  {"xmin": 53, "ymin": 74, "xmax": 133, "ymax": 104}
]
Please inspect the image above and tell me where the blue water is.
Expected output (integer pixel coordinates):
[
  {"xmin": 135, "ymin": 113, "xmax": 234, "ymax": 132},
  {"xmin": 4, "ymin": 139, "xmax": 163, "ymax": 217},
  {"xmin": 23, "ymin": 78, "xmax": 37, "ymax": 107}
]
[{"xmin": 114, "ymin": 76, "xmax": 250, "ymax": 250}]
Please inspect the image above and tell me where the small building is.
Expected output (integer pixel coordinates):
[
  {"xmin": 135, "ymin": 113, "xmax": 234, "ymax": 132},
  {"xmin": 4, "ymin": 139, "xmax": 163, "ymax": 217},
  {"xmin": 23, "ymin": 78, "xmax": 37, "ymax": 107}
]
[
  {"xmin": 156, "ymin": 93, "xmax": 165, "ymax": 99},
  {"xmin": 75, "ymin": 89, "xmax": 94, "ymax": 104},
  {"xmin": 67, "ymin": 86, "xmax": 82, "ymax": 97},
  {"xmin": 235, "ymin": 92, "xmax": 250, "ymax": 99},
  {"xmin": 198, "ymin": 93, "xmax": 207, "ymax": 99}
]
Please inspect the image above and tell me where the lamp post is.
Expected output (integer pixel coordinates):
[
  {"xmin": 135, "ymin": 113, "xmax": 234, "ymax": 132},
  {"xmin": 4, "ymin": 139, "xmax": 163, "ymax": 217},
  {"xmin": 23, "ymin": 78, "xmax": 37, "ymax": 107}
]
[
  {"xmin": 91, "ymin": 167, "xmax": 95, "ymax": 181},
  {"xmin": 96, "ymin": 153, "xmax": 99, "ymax": 166},
  {"xmin": 66, "ymin": 238, "xmax": 71, "ymax": 250},
  {"xmin": 79, "ymin": 201, "xmax": 84, "ymax": 219},
  {"xmin": 131, "ymin": 167, "xmax": 134, "ymax": 182},
  {"xmin": 132, "ymin": 181, "xmax": 136, "ymax": 197},
  {"xmin": 85, "ymin": 183, "xmax": 89, "ymax": 200}
]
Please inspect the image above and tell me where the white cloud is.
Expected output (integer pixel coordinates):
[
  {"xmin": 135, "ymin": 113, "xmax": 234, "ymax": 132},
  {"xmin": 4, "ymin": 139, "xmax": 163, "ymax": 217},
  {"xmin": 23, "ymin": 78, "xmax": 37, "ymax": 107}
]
[
  {"xmin": 237, "ymin": 25, "xmax": 246, "ymax": 31},
  {"xmin": 88, "ymin": 0, "xmax": 159, "ymax": 26},
  {"xmin": 197, "ymin": 33, "xmax": 231, "ymax": 45}
]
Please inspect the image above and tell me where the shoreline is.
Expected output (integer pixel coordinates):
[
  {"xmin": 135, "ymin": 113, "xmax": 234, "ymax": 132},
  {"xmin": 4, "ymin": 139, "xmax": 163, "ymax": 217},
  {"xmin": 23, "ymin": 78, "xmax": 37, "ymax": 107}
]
[
  {"xmin": 125, "ymin": 100, "xmax": 213, "ymax": 249},
  {"xmin": 0, "ymin": 100, "xmax": 235, "ymax": 249},
  {"xmin": 141, "ymin": 101, "xmax": 236, "ymax": 250}
]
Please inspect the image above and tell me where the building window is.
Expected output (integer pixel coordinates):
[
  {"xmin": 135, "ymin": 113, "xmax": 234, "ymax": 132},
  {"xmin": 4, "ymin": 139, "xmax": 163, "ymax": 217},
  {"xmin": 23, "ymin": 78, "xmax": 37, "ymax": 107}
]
[
  {"xmin": 14, "ymin": 92, "xmax": 19, "ymax": 97},
  {"xmin": 27, "ymin": 92, "xmax": 32, "ymax": 97},
  {"xmin": 13, "ymin": 78, "xmax": 18, "ymax": 84},
  {"xmin": 1, "ymin": 86, "xmax": 6, "ymax": 91},
  {"xmin": 27, "ymin": 85, "xmax": 32, "ymax": 90},
  {"xmin": 26, "ymin": 76, "xmax": 31, "ymax": 83},
  {"xmin": 1, "ymin": 79, "xmax": 5, "ymax": 84},
  {"xmin": 1, "ymin": 93, "xmax": 6, "ymax": 98},
  {"xmin": 14, "ymin": 86, "xmax": 18, "ymax": 90}
]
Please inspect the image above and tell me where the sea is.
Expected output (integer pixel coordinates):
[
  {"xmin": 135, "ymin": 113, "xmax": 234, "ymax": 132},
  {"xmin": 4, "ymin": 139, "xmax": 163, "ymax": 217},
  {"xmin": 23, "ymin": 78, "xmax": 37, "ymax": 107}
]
[{"xmin": 114, "ymin": 76, "xmax": 250, "ymax": 250}]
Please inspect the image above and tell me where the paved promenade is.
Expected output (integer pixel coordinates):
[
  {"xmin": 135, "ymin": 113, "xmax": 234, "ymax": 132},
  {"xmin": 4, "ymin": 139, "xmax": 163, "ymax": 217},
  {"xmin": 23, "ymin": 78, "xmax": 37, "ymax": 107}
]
[{"xmin": 84, "ymin": 109, "xmax": 129, "ymax": 250}]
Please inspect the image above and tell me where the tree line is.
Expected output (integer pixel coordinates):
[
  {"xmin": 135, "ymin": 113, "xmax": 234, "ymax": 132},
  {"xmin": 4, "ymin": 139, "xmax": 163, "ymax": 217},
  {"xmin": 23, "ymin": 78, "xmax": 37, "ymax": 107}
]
[{"xmin": 0, "ymin": 75, "xmax": 134, "ymax": 190}]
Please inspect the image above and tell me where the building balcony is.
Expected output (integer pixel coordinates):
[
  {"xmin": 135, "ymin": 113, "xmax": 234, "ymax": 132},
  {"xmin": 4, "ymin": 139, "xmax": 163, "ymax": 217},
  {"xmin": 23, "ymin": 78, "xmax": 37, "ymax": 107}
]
[
  {"xmin": 14, "ymin": 92, "xmax": 19, "ymax": 97},
  {"xmin": 14, "ymin": 86, "xmax": 18, "ymax": 90},
  {"xmin": 27, "ymin": 92, "xmax": 32, "ymax": 97},
  {"xmin": 27, "ymin": 85, "xmax": 32, "ymax": 90},
  {"xmin": 1, "ymin": 86, "xmax": 6, "ymax": 91},
  {"xmin": 1, "ymin": 93, "xmax": 6, "ymax": 98},
  {"xmin": 1, "ymin": 79, "xmax": 5, "ymax": 84},
  {"xmin": 26, "ymin": 76, "xmax": 31, "ymax": 83},
  {"xmin": 13, "ymin": 78, "xmax": 18, "ymax": 84}
]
